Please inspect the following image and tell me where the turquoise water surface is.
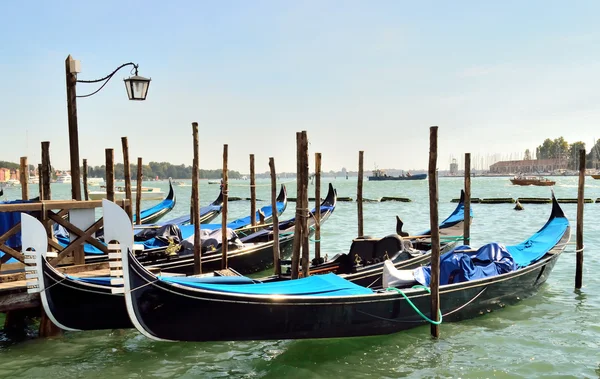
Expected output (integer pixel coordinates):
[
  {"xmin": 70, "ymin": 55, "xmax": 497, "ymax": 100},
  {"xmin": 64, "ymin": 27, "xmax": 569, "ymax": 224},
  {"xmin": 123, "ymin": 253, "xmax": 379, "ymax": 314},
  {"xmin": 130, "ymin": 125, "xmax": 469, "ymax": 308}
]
[{"xmin": 0, "ymin": 177, "xmax": 598, "ymax": 378}]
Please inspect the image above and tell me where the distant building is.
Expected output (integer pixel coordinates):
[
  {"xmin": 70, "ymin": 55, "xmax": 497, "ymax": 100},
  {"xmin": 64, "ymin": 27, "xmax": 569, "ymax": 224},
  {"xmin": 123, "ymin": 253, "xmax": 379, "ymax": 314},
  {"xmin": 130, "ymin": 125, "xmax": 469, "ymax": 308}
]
[
  {"xmin": 489, "ymin": 158, "xmax": 567, "ymax": 174},
  {"xmin": 449, "ymin": 159, "xmax": 458, "ymax": 175},
  {"xmin": 0, "ymin": 168, "xmax": 10, "ymax": 182}
]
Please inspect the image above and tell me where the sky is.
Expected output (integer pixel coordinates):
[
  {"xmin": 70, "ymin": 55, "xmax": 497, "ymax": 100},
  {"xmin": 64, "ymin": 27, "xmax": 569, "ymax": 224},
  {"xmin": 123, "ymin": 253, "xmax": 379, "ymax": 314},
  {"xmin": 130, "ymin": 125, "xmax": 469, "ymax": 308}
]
[{"xmin": 1, "ymin": 1, "xmax": 600, "ymax": 174}]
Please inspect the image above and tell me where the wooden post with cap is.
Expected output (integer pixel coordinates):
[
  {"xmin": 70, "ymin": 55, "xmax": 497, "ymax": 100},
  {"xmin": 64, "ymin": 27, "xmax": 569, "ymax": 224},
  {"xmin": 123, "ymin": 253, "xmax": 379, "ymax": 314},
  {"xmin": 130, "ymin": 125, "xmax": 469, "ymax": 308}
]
[
  {"xmin": 250, "ymin": 154, "xmax": 256, "ymax": 227},
  {"xmin": 66, "ymin": 55, "xmax": 82, "ymax": 200},
  {"xmin": 19, "ymin": 157, "xmax": 28, "ymax": 201},
  {"xmin": 82, "ymin": 159, "xmax": 89, "ymax": 201},
  {"xmin": 105, "ymin": 149, "xmax": 115, "ymax": 202}
]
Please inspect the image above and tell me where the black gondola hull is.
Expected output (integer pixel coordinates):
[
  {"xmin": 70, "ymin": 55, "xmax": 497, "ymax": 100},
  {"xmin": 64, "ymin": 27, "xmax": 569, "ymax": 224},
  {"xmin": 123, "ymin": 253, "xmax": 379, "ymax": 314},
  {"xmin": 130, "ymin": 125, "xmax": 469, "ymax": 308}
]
[
  {"xmin": 126, "ymin": 234, "xmax": 567, "ymax": 341},
  {"xmin": 41, "ymin": 259, "xmax": 132, "ymax": 330}
]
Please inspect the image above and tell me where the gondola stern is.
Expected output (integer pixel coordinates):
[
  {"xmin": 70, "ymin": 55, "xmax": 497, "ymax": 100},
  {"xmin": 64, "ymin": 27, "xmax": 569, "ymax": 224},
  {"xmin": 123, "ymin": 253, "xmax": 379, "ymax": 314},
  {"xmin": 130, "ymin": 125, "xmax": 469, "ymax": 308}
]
[{"xmin": 104, "ymin": 199, "xmax": 170, "ymax": 342}]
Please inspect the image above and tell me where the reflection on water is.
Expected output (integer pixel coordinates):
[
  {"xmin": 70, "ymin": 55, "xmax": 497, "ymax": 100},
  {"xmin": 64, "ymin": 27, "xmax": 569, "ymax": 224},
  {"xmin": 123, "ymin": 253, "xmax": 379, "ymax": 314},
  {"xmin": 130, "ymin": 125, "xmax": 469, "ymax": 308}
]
[{"xmin": 1, "ymin": 177, "xmax": 600, "ymax": 378}]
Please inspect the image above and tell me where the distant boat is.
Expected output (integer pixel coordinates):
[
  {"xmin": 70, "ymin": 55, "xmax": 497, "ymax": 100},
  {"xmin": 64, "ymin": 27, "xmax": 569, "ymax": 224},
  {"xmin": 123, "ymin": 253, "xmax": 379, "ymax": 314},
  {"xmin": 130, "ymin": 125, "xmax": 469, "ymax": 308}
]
[
  {"xmin": 56, "ymin": 174, "xmax": 72, "ymax": 184},
  {"xmin": 510, "ymin": 176, "xmax": 555, "ymax": 186},
  {"xmin": 368, "ymin": 169, "xmax": 426, "ymax": 181},
  {"xmin": 88, "ymin": 186, "xmax": 165, "ymax": 201},
  {"xmin": 591, "ymin": 174, "xmax": 600, "ymax": 180},
  {"xmin": 208, "ymin": 180, "xmax": 220, "ymax": 185}
]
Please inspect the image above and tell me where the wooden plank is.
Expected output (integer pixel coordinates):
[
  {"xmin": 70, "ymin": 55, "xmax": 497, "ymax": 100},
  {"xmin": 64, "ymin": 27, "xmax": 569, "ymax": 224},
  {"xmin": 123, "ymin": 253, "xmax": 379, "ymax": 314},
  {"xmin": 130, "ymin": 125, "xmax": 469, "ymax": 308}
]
[
  {"xmin": 0, "ymin": 245, "xmax": 24, "ymax": 264},
  {"xmin": 0, "ymin": 290, "xmax": 40, "ymax": 312}
]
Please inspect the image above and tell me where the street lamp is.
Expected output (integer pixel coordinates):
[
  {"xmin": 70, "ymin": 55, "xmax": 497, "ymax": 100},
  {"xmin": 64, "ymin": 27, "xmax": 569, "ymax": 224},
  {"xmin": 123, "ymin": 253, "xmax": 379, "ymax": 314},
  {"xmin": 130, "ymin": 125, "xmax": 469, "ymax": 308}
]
[{"xmin": 65, "ymin": 55, "xmax": 151, "ymax": 200}]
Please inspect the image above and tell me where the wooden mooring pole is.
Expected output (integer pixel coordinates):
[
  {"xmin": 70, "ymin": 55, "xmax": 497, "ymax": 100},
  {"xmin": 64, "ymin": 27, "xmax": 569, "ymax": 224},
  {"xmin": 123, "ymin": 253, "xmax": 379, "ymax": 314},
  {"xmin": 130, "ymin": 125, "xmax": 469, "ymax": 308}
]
[
  {"xmin": 250, "ymin": 154, "xmax": 256, "ymax": 226},
  {"xmin": 192, "ymin": 122, "xmax": 201, "ymax": 274},
  {"xmin": 300, "ymin": 131, "xmax": 309, "ymax": 278},
  {"xmin": 121, "ymin": 137, "xmax": 133, "ymax": 221},
  {"xmin": 19, "ymin": 157, "xmax": 28, "ymax": 200},
  {"xmin": 82, "ymin": 158, "xmax": 89, "ymax": 201},
  {"xmin": 66, "ymin": 55, "xmax": 82, "ymax": 201},
  {"xmin": 428, "ymin": 126, "xmax": 441, "ymax": 338},
  {"xmin": 357, "ymin": 151, "xmax": 364, "ymax": 237},
  {"xmin": 314, "ymin": 152, "xmax": 322, "ymax": 262},
  {"xmin": 38, "ymin": 163, "xmax": 44, "ymax": 200},
  {"xmin": 41, "ymin": 141, "xmax": 51, "ymax": 200},
  {"xmin": 575, "ymin": 149, "xmax": 585, "ymax": 289},
  {"xmin": 270, "ymin": 157, "xmax": 281, "ymax": 276},
  {"xmin": 291, "ymin": 132, "xmax": 302, "ymax": 279},
  {"xmin": 221, "ymin": 144, "xmax": 229, "ymax": 269},
  {"xmin": 105, "ymin": 149, "xmax": 115, "ymax": 202},
  {"xmin": 464, "ymin": 153, "xmax": 471, "ymax": 246},
  {"xmin": 136, "ymin": 157, "xmax": 143, "ymax": 225}
]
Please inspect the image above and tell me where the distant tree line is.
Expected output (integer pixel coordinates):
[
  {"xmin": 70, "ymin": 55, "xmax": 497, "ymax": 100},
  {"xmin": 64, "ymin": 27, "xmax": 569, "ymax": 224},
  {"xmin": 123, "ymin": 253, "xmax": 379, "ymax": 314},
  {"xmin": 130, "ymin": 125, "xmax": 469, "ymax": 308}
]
[
  {"xmin": 533, "ymin": 137, "xmax": 600, "ymax": 169},
  {"xmin": 85, "ymin": 161, "xmax": 242, "ymax": 180}
]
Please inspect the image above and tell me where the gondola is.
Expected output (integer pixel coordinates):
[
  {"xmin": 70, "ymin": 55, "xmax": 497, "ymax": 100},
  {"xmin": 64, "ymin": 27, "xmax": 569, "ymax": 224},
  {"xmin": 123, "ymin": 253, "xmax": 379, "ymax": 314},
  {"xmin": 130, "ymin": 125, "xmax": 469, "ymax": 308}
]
[
  {"xmin": 137, "ymin": 184, "xmax": 335, "ymax": 275},
  {"xmin": 115, "ymin": 193, "xmax": 569, "ymax": 342},
  {"xmin": 23, "ymin": 185, "xmax": 331, "ymax": 331},
  {"xmin": 132, "ymin": 178, "xmax": 177, "ymax": 225},
  {"xmin": 133, "ymin": 184, "xmax": 287, "ymax": 251},
  {"xmin": 278, "ymin": 190, "xmax": 471, "ymax": 288}
]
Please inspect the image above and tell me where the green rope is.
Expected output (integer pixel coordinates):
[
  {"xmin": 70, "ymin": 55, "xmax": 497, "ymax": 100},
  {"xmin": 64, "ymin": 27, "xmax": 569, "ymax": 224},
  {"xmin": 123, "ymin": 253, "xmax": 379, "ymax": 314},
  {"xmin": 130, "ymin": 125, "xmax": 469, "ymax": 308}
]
[
  {"xmin": 310, "ymin": 238, "xmax": 321, "ymax": 242},
  {"xmin": 386, "ymin": 286, "xmax": 443, "ymax": 325}
]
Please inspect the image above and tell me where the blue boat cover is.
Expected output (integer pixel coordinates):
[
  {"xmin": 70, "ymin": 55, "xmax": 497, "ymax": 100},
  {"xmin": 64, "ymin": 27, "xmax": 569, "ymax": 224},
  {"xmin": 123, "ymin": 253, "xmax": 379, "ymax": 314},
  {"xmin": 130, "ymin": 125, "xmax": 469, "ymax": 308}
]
[
  {"xmin": 420, "ymin": 198, "xmax": 473, "ymax": 236},
  {"xmin": 200, "ymin": 200, "xmax": 286, "ymax": 231},
  {"xmin": 133, "ymin": 198, "xmax": 175, "ymax": 224},
  {"xmin": 139, "ymin": 200, "xmax": 287, "ymax": 250},
  {"xmin": 414, "ymin": 243, "xmax": 518, "ymax": 286},
  {"xmin": 160, "ymin": 272, "xmax": 373, "ymax": 297},
  {"xmin": 506, "ymin": 215, "xmax": 569, "ymax": 267}
]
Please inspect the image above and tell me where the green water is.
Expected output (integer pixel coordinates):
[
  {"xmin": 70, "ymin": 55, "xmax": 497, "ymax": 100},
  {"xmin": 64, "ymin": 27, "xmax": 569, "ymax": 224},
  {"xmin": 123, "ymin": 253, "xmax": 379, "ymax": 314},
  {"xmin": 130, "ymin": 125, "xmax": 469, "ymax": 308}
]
[{"xmin": 0, "ymin": 177, "xmax": 599, "ymax": 378}]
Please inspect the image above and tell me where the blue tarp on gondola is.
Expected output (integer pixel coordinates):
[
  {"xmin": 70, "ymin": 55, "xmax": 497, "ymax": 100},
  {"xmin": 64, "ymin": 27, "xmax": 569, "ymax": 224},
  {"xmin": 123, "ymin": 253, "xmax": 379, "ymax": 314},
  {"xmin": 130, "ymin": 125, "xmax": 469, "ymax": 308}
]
[
  {"xmin": 506, "ymin": 216, "xmax": 569, "ymax": 267},
  {"xmin": 159, "ymin": 272, "xmax": 373, "ymax": 297},
  {"xmin": 0, "ymin": 199, "xmax": 37, "ymax": 263},
  {"xmin": 414, "ymin": 243, "xmax": 517, "ymax": 286},
  {"xmin": 133, "ymin": 198, "xmax": 175, "ymax": 224}
]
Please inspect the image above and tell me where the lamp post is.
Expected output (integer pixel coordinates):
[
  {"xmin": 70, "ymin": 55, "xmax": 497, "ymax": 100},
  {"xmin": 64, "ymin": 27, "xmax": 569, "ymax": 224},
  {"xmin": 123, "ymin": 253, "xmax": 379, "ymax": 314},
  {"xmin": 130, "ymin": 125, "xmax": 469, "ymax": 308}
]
[{"xmin": 65, "ymin": 54, "xmax": 151, "ymax": 200}]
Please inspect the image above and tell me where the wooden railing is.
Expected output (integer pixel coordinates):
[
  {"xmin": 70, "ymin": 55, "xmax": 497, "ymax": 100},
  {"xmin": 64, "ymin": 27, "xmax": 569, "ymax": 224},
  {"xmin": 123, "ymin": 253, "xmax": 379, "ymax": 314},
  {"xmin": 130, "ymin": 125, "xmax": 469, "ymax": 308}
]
[{"xmin": 0, "ymin": 199, "xmax": 129, "ymax": 272}]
